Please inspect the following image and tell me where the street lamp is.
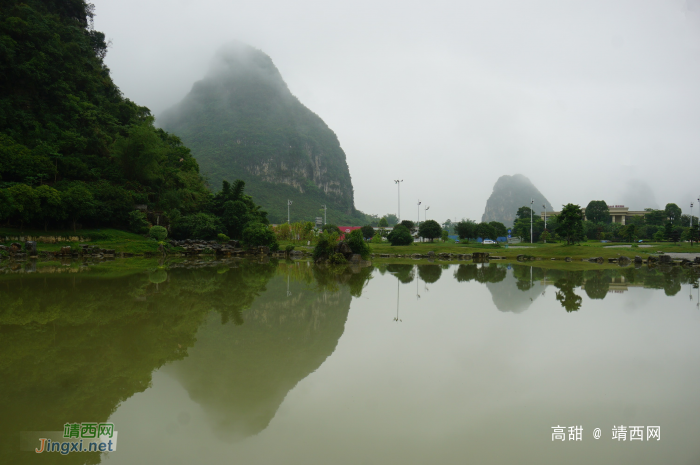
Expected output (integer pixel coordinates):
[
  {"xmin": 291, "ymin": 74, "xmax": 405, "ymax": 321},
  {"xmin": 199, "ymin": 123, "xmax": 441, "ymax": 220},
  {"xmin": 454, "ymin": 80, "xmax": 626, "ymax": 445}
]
[
  {"xmin": 530, "ymin": 199, "xmax": 534, "ymax": 244},
  {"xmin": 691, "ymin": 202, "xmax": 694, "ymax": 229},
  {"xmin": 287, "ymin": 199, "xmax": 292, "ymax": 224},
  {"xmin": 417, "ymin": 200, "xmax": 421, "ymax": 228},
  {"xmin": 542, "ymin": 204, "xmax": 547, "ymax": 243},
  {"xmin": 321, "ymin": 204, "xmax": 326, "ymax": 225},
  {"xmin": 394, "ymin": 180, "xmax": 403, "ymax": 222}
]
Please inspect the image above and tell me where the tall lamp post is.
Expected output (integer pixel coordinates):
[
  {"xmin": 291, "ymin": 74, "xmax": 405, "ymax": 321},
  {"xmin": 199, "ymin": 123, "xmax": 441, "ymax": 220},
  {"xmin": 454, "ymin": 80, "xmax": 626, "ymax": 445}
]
[
  {"xmin": 394, "ymin": 180, "xmax": 403, "ymax": 222},
  {"xmin": 691, "ymin": 202, "xmax": 694, "ymax": 229},
  {"xmin": 530, "ymin": 199, "xmax": 534, "ymax": 244},
  {"xmin": 321, "ymin": 204, "xmax": 326, "ymax": 225},
  {"xmin": 542, "ymin": 204, "xmax": 547, "ymax": 243},
  {"xmin": 417, "ymin": 200, "xmax": 421, "ymax": 228},
  {"xmin": 287, "ymin": 199, "xmax": 292, "ymax": 224}
]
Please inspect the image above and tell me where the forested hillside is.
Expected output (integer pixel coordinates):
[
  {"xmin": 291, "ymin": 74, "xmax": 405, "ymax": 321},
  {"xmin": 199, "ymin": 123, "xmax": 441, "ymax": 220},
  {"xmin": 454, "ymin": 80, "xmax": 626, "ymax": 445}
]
[
  {"xmin": 0, "ymin": 0, "xmax": 210, "ymax": 231},
  {"xmin": 159, "ymin": 42, "xmax": 366, "ymax": 225}
]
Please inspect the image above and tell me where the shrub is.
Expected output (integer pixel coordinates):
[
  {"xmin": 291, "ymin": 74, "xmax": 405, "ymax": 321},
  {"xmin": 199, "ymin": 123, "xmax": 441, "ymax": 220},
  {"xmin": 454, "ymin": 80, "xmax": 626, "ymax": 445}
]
[
  {"xmin": 242, "ymin": 223, "xmax": 279, "ymax": 250},
  {"xmin": 285, "ymin": 244, "xmax": 295, "ymax": 253},
  {"xmin": 330, "ymin": 253, "xmax": 348, "ymax": 265},
  {"xmin": 217, "ymin": 233, "xmax": 230, "ymax": 243},
  {"xmin": 346, "ymin": 229, "xmax": 371, "ymax": 259},
  {"xmin": 149, "ymin": 225, "xmax": 168, "ymax": 241},
  {"xmin": 171, "ymin": 213, "xmax": 223, "ymax": 240},
  {"xmin": 322, "ymin": 224, "xmax": 341, "ymax": 235},
  {"xmin": 371, "ymin": 234, "xmax": 383, "ymax": 244},
  {"xmin": 360, "ymin": 224, "xmax": 375, "ymax": 239},
  {"xmin": 387, "ymin": 224, "xmax": 413, "ymax": 246},
  {"xmin": 313, "ymin": 231, "xmax": 339, "ymax": 262},
  {"xmin": 128, "ymin": 210, "xmax": 149, "ymax": 234}
]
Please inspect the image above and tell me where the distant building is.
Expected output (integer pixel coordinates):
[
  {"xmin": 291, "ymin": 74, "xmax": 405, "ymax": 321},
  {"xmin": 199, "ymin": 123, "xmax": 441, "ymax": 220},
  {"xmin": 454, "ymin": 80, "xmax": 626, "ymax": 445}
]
[
  {"xmin": 541, "ymin": 205, "xmax": 645, "ymax": 225},
  {"xmin": 337, "ymin": 226, "xmax": 362, "ymax": 240}
]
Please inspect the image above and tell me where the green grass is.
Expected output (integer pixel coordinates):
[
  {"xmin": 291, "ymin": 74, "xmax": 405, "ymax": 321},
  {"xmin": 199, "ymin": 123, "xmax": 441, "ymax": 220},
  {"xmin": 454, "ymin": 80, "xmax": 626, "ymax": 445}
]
[
  {"xmin": 0, "ymin": 227, "xmax": 159, "ymax": 254},
  {"xmin": 362, "ymin": 239, "xmax": 700, "ymax": 260}
]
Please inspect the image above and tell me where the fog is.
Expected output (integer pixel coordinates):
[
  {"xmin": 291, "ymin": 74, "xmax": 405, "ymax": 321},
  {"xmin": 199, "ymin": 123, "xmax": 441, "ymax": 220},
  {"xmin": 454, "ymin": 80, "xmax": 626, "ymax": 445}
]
[{"xmin": 91, "ymin": 0, "xmax": 700, "ymax": 222}]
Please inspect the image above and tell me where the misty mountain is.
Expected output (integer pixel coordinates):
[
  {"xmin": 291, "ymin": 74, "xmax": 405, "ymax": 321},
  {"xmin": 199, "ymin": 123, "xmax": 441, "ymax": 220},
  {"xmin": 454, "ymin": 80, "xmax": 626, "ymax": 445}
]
[
  {"xmin": 481, "ymin": 174, "xmax": 553, "ymax": 227},
  {"xmin": 159, "ymin": 43, "xmax": 364, "ymax": 224}
]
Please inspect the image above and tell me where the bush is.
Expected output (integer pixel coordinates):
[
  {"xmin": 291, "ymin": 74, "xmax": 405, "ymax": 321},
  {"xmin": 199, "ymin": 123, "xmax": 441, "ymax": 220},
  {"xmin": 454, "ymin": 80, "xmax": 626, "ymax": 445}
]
[
  {"xmin": 242, "ymin": 223, "xmax": 279, "ymax": 250},
  {"xmin": 371, "ymin": 234, "xmax": 383, "ymax": 244},
  {"xmin": 217, "ymin": 233, "xmax": 230, "ymax": 243},
  {"xmin": 128, "ymin": 210, "xmax": 149, "ymax": 234},
  {"xmin": 330, "ymin": 253, "xmax": 348, "ymax": 265},
  {"xmin": 285, "ymin": 244, "xmax": 295, "ymax": 253},
  {"xmin": 313, "ymin": 231, "xmax": 339, "ymax": 262},
  {"xmin": 149, "ymin": 225, "xmax": 168, "ymax": 241},
  {"xmin": 360, "ymin": 224, "xmax": 375, "ymax": 239},
  {"xmin": 346, "ymin": 229, "xmax": 371, "ymax": 259},
  {"xmin": 171, "ymin": 213, "xmax": 223, "ymax": 240},
  {"xmin": 387, "ymin": 224, "xmax": 413, "ymax": 246},
  {"xmin": 322, "ymin": 224, "xmax": 341, "ymax": 235}
]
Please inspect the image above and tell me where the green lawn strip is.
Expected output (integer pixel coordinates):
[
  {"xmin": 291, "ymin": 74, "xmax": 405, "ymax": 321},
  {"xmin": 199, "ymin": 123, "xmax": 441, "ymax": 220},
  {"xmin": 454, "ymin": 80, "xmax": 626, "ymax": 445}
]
[{"xmin": 0, "ymin": 228, "xmax": 159, "ymax": 254}]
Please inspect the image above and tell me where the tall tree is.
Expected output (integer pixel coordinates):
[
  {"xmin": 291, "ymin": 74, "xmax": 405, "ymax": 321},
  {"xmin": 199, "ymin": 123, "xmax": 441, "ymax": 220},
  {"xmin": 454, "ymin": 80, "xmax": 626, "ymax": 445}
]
[
  {"xmin": 665, "ymin": 203, "xmax": 682, "ymax": 224},
  {"xmin": 556, "ymin": 204, "xmax": 585, "ymax": 245},
  {"xmin": 585, "ymin": 200, "xmax": 610, "ymax": 223},
  {"xmin": 418, "ymin": 220, "xmax": 442, "ymax": 242},
  {"xmin": 454, "ymin": 219, "xmax": 476, "ymax": 241}
]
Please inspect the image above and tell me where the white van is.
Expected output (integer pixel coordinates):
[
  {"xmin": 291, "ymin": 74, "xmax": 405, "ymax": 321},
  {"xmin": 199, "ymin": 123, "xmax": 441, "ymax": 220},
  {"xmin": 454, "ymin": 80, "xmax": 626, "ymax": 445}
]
[{"xmin": 483, "ymin": 239, "xmax": 495, "ymax": 245}]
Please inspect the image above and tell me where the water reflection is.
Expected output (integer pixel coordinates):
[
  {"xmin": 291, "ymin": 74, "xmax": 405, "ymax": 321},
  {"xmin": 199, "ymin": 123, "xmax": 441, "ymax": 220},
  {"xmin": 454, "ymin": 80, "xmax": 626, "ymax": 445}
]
[{"xmin": 1, "ymin": 259, "xmax": 699, "ymax": 464}]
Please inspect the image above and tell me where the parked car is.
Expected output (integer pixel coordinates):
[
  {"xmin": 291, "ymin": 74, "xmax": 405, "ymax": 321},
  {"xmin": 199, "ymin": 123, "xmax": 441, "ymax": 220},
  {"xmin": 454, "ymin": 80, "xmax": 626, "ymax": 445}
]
[
  {"xmin": 483, "ymin": 239, "xmax": 496, "ymax": 245},
  {"xmin": 455, "ymin": 240, "xmax": 460, "ymax": 243}
]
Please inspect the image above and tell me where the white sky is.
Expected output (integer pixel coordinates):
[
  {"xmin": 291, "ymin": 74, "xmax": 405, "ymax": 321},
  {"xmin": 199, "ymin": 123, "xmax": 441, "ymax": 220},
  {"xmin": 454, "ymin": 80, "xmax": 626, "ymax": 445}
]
[{"xmin": 91, "ymin": 0, "xmax": 700, "ymax": 222}]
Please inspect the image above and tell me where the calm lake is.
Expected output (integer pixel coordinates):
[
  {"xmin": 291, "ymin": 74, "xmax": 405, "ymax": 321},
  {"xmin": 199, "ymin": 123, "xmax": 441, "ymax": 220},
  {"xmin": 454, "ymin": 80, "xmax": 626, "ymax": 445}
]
[{"xmin": 2, "ymin": 260, "xmax": 699, "ymax": 464}]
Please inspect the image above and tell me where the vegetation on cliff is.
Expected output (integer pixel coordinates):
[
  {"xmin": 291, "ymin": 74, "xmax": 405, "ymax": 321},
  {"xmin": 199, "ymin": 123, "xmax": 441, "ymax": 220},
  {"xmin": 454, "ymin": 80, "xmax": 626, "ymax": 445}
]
[{"xmin": 159, "ymin": 42, "xmax": 366, "ymax": 225}]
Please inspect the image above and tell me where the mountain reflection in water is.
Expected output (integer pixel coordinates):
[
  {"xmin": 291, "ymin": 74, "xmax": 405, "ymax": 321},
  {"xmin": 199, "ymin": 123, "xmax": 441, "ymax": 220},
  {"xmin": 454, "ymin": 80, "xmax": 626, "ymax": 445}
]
[{"xmin": 1, "ymin": 259, "xmax": 698, "ymax": 464}]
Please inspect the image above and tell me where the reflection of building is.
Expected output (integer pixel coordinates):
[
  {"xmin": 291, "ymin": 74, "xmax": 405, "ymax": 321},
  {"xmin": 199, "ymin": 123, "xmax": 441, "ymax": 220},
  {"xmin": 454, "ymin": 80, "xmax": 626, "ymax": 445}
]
[{"xmin": 541, "ymin": 205, "xmax": 646, "ymax": 225}]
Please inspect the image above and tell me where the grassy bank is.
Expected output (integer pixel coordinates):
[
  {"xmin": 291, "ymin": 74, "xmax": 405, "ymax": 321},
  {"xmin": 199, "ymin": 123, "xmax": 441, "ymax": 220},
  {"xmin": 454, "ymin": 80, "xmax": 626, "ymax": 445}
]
[
  {"xmin": 358, "ymin": 240, "xmax": 700, "ymax": 260},
  {"xmin": 0, "ymin": 228, "xmax": 160, "ymax": 254}
]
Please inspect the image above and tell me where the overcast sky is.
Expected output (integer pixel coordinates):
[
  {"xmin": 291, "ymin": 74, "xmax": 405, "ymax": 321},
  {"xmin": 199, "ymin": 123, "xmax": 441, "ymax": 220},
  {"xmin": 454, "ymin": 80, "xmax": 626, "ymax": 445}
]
[{"xmin": 92, "ymin": 0, "xmax": 700, "ymax": 222}]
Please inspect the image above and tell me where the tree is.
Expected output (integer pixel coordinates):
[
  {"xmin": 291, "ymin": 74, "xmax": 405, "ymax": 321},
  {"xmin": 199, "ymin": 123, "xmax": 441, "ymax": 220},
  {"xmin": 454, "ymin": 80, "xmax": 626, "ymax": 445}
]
[
  {"xmin": 378, "ymin": 217, "xmax": 389, "ymax": 227},
  {"xmin": 443, "ymin": 219, "xmax": 453, "ymax": 234},
  {"xmin": 489, "ymin": 221, "xmax": 507, "ymax": 238},
  {"xmin": 61, "ymin": 183, "xmax": 96, "ymax": 232},
  {"xmin": 384, "ymin": 214, "xmax": 398, "ymax": 226},
  {"xmin": 400, "ymin": 220, "xmax": 415, "ymax": 231},
  {"xmin": 665, "ymin": 203, "xmax": 682, "ymax": 224},
  {"xmin": 516, "ymin": 206, "xmax": 534, "ymax": 222},
  {"xmin": 441, "ymin": 230, "xmax": 449, "ymax": 242},
  {"xmin": 345, "ymin": 229, "xmax": 371, "ymax": 259},
  {"xmin": 644, "ymin": 209, "xmax": 666, "ymax": 226},
  {"xmin": 621, "ymin": 224, "xmax": 636, "ymax": 242},
  {"xmin": 669, "ymin": 226, "xmax": 682, "ymax": 244},
  {"xmin": 360, "ymin": 225, "xmax": 375, "ymax": 239},
  {"xmin": 454, "ymin": 220, "xmax": 476, "ymax": 241},
  {"xmin": 322, "ymin": 224, "xmax": 341, "ymax": 235},
  {"xmin": 689, "ymin": 225, "xmax": 699, "ymax": 246},
  {"xmin": 387, "ymin": 224, "xmax": 413, "ymax": 246},
  {"xmin": 585, "ymin": 200, "xmax": 610, "ymax": 223},
  {"xmin": 35, "ymin": 185, "xmax": 67, "ymax": 231},
  {"xmin": 242, "ymin": 223, "xmax": 278, "ymax": 250},
  {"xmin": 557, "ymin": 204, "xmax": 584, "ymax": 245},
  {"xmin": 418, "ymin": 220, "xmax": 442, "ymax": 242},
  {"xmin": 476, "ymin": 222, "xmax": 497, "ymax": 241}
]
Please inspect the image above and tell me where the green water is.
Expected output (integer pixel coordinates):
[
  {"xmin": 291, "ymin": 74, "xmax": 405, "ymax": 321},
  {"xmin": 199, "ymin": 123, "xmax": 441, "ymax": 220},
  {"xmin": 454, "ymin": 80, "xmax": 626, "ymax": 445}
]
[{"xmin": 1, "ymin": 261, "xmax": 699, "ymax": 464}]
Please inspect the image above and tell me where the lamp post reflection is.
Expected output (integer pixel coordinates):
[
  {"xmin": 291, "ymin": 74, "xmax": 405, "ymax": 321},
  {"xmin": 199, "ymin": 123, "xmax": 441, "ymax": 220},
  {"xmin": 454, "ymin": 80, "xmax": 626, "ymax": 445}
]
[{"xmin": 394, "ymin": 278, "xmax": 402, "ymax": 322}]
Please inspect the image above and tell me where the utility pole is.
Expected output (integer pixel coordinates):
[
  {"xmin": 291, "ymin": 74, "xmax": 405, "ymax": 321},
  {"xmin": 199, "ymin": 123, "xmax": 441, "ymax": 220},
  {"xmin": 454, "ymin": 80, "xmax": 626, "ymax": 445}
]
[
  {"xmin": 322, "ymin": 204, "xmax": 326, "ymax": 225},
  {"xmin": 287, "ymin": 199, "xmax": 292, "ymax": 224},
  {"xmin": 394, "ymin": 180, "xmax": 403, "ymax": 222},
  {"xmin": 530, "ymin": 199, "xmax": 534, "ymax": 244},
  {"xmin": 542, "ymin": 204, "xmax": 547, "ymax": 243}
]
